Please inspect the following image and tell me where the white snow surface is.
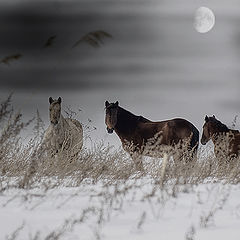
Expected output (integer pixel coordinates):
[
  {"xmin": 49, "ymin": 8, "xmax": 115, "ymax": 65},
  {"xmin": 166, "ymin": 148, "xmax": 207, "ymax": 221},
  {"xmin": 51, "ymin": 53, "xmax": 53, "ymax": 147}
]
[{"xmin": 0, "ymin": 179, "xmax": 240, "ymax": 239}]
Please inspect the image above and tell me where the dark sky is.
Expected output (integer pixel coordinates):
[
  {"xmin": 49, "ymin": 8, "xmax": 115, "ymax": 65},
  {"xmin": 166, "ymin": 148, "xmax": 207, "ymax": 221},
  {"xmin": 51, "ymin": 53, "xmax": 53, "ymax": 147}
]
[
  {"xmin": 0, "ymin": 0, "xmax": 159, "ymax": 91},
  {"xmin": 0, "ymin": 0, "xmax": 240, "ymax": 140},
  {"xmin": 1, "ymin": 0, "xmax": 240, "ymax": 93},
  {"xmin": 0, "ymin": 1, "xmax": 97, "ymax": 90}
]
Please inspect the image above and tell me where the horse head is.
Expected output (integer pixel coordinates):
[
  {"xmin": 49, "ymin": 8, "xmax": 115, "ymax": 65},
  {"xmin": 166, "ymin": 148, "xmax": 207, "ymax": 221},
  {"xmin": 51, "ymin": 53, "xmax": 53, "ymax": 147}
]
[
  {"xmin": 201, "ymin": 115, "xmax": 212, "ymax": 145},
  {"xmin": 49, "ymin": 97, "xmax": 62, "ymax": 125},
  {"xmin": 105, "ymin": 101, "xmax": 119, "ymax": 134},
  {"xmin": 201, "ymin": 115, "xmax": 227, "ymax": 145}
]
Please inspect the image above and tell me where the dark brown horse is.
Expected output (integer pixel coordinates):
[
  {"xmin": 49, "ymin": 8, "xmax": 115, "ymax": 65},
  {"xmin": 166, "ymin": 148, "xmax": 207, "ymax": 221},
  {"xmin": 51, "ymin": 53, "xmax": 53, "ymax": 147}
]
[
  {"xmin": 201, "ymin": 115, "xmax": 240, "ymax": 160},
  {"xmin": 105, "ymin": 101, "xmax": 199, "ymax": 169}
]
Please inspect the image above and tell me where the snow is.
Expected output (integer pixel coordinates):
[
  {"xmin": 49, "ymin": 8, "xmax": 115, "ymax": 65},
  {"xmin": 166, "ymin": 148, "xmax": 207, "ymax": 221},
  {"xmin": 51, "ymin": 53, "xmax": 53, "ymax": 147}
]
[{"xmin": 0, "ymin": 180, "xmax": 240, "ymax": 239}]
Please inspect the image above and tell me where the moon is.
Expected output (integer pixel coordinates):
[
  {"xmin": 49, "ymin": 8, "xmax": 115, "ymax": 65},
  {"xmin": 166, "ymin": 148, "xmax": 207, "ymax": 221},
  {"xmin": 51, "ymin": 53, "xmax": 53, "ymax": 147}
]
[{"xmin": 194, "ymin": 7, "xmax": 215, "ymax": 33}]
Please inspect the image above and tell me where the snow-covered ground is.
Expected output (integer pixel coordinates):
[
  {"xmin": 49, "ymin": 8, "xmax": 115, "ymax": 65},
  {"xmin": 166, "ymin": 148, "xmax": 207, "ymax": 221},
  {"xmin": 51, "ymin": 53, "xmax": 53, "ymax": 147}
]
[{"xmin": 1, "ymin": 179, "xmax": 240, "ymax": 239}]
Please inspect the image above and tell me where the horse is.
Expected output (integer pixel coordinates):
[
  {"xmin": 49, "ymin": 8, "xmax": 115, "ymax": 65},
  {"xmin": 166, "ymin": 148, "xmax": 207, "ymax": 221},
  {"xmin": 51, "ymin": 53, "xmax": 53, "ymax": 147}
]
[
  {"xmin": 105, "ymin": 101, "xmax": 199, "ymax": 170},
  {"xmin": 41, "ymin": 97, "xmax": 83, "ymax": 161},
  {"xmin": 201, "ymin": 115, "xmax": 240, "ymax": 161}
]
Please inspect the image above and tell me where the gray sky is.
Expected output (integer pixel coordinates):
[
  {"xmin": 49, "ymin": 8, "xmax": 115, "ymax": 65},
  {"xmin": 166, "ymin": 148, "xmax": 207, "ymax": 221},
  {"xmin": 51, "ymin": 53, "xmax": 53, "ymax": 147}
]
[{"xmin": 0, "ymin": 0, "xmax": 240, "ymax": 144}]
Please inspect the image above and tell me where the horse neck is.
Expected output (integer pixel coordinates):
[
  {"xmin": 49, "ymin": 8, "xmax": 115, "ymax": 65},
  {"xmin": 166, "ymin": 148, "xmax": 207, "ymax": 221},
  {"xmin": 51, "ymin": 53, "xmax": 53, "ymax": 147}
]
[
  {"xmin": 52, "ymin": 114, "xmax": 67, "ymax": 135},
  {"xmin": 114, "ymin": 107, "xmax": 139, "ymax": 135},
  {"xmin": 210, "ymin": 124, "xmax": 230, "ymax": 144}
]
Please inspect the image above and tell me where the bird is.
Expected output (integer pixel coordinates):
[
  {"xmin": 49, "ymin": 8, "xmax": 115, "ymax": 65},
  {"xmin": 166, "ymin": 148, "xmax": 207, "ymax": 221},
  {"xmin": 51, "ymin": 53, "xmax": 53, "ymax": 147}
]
[
  {"xmin": 72, "ymin": 30, "xmax": 112, "ymax": 48},
  {"xmin": 44, "ymin": 35, "xmax": 57, "ymax": 48},
  {"xmin": 0, "ymin": 54, "xmax": 22, "ymax": 65}
]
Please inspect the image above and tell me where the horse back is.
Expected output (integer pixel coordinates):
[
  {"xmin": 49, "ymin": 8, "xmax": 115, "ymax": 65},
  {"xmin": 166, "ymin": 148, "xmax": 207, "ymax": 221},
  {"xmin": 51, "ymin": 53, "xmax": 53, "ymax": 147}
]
[
  {"xmin": 138, "ymin": 115, "xmax": 152, "ymax": 123},
  {"xmin": 137, "ymin": 118, "xmax": 199, "ymax": 147},
  {"xmin": 66, "ymin": 118, "xmax": 83, "ymax": 133},
  {"xmin": 169, "ymin": 118, "xmax": 199, "ymax": 139},
  {"xmin": 162, "ymin": 118, "xmax": 198, "ymax": 146}
]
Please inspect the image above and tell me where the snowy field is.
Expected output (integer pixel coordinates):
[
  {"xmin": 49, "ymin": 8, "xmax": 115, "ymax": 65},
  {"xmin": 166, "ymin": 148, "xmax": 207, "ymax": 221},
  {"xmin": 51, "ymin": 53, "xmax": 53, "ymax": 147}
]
[{"xmin": 1, "ymin": 178, "xmax": 240, "ymax": 240}]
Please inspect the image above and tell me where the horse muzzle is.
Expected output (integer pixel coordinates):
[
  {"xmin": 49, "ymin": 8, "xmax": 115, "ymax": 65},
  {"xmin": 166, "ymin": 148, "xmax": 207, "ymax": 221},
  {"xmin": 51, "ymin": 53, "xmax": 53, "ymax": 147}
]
[
  {"xmin": 51, "ymin": 120, "xmax": 58, "ymax": 125},
  {"xmin": 201, "ymin": 138, "xmax": 207, "ymax": 145},
  {"xmin": 107, "ymin": 127, "xmax": 114, "ymax": 134}
]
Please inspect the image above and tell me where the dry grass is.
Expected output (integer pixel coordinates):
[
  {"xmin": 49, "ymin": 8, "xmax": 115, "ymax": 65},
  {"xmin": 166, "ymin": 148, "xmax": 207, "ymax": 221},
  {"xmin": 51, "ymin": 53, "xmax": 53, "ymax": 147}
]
[
  {"xmin": 0, "ymin": 95, "xmax": 239, "ymax": 187},
  {"xmin": 0, "ymin": 95, "xmax": 239, "ymax": 239}
]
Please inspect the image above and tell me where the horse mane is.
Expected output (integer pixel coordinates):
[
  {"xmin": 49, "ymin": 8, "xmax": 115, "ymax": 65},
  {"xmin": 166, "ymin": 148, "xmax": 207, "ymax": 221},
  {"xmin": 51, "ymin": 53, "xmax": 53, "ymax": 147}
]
[
  {"xmin": 115, "ymin": 107, "xmax": 150, "ymax": 133},
  {"xmin": 138, "ymin": 115, "xmax": 151, "ymax": 123},
  {"xmin": 209, "ymin": 117, "xmax": 230, "ymax": 133},
  {"xmin": 117, "ymin": 106, "xmax": 138, "ymax": 121}
]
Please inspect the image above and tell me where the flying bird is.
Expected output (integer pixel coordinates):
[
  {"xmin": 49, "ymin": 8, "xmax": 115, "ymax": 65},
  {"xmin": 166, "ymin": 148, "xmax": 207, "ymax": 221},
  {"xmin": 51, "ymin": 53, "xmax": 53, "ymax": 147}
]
[
  {"xmin": 0, "ymin": 54, "xmax": 22, "ymax": 65},
  {"xmin": 44, "ymin": 35, "xmax": 57, "ymax": 48},
  {"xmin": 72, "ymin": 30, "xmax": 112, "ymax": 48}
]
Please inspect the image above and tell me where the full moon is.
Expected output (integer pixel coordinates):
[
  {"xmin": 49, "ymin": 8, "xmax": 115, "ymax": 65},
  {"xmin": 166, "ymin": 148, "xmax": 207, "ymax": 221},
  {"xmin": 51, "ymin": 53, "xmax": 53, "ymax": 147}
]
[{"xmin": 194, "ymin": 7, "xmax": 215, "ymax": 33}]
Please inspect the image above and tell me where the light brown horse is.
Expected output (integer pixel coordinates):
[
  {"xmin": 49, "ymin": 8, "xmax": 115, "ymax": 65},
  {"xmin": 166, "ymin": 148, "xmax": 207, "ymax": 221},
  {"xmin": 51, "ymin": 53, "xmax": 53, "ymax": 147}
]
[
  {"xmin": 41, "ymin": 97, "xmax": 83, "ymax": 160},
  {"xmin": 105, "ymin": 101, "xmax": 199, "ymax": 169},
  {"xmin": 201, "ymin": 115, "xmax": 240, "ymax": 161}
]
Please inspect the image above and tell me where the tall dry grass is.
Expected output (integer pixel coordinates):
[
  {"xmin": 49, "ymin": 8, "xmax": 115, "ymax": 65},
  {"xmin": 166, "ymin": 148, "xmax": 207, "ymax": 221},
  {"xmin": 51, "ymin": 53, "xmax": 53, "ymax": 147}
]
[{"xmin": 0, "ymin": 95, "xmax": 239, "ymax": 188}]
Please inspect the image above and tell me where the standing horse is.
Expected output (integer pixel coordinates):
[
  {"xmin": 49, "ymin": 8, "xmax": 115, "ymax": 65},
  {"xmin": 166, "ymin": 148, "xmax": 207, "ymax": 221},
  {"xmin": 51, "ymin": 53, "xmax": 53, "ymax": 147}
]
[
  {"xmin": 201, "ymin": 115, "xmax": 240, "ymax": 160},
  {"xmin": 105, "ymin": 101, "xmax": 199, "ymax": 169},
  {"xmin": 41, "ymin": 97, "xmax": 83, "ymax": 160}
]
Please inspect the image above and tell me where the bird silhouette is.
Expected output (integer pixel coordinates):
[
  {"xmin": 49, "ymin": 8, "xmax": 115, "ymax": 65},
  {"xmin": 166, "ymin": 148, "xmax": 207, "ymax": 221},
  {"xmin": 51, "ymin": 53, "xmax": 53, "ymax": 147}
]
[
  {"xmin": 44, "ymin": 35, "xmax": 57, "ymax": 48},
  {"xmin": 0, "ymin": 54, "xmax": 22, "ymax": 65},
  {"xmin": 72, "ymin": 30, "xmax": 112, "ymax": 48}
]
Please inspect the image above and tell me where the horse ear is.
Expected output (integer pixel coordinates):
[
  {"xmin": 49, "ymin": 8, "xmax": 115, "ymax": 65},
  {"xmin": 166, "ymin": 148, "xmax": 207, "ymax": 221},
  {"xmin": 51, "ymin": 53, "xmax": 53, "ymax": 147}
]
[
  {"xmin": 213, "ymin": 115, "xmax": 215, "ymax": 119},
  {"xmin": 205, "ymin": 115, "xmax": 209, "ymax": 122},
  {"xmin": 58, "ymin": 97, "xmax": 62, "ymax": 104},
  {"xmin": 105, "ymin": 101, "xmax": 110, "ymax": 107},
  {"xmin": 49, "ymin": 97, "xmax": 53, "ymax": 104},
  {"xmin": 115, "ymin": 101, "xmax": 119, "ymax": 106}
]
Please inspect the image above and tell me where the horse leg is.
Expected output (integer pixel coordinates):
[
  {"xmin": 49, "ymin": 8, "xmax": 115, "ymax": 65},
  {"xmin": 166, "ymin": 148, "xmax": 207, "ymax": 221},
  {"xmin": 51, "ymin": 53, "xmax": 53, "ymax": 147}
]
[{"xmin": 122, "ymin": 142, "xmax": 144, "ymax": 171}]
